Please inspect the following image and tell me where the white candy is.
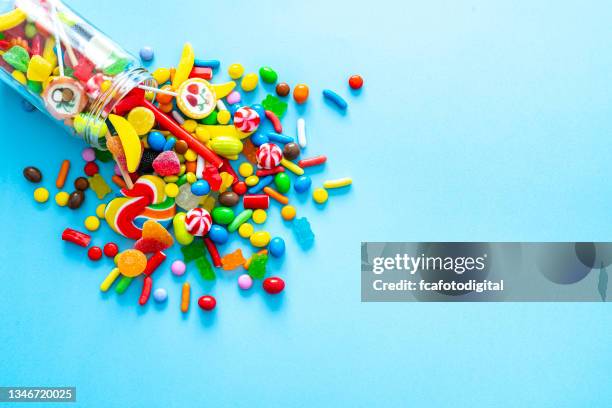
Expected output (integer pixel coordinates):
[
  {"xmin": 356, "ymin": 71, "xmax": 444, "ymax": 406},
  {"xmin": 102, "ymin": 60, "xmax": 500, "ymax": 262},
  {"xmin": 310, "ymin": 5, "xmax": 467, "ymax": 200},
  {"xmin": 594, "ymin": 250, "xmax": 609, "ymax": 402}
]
[{"xmin": 297, "ymin": 118, "xmax": 307, "ymax": 148}]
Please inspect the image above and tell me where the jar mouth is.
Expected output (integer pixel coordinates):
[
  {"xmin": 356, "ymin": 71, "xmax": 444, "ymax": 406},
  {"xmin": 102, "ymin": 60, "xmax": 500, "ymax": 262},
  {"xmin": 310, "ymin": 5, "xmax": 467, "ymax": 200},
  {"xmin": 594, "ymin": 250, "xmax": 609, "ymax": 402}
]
[{"xmin": 84, "ymin": 67, "xmax": 156, "ymax": 149}]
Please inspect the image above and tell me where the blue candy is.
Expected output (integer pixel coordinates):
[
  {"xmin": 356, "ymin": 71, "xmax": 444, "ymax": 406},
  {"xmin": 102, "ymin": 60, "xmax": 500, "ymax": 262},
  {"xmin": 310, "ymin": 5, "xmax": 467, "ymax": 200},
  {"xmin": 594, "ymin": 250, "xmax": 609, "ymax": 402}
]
[
  {"xmin": 147, "ymin": 131, "xmax": 166, "ymax": 151},
  {"xmin": 248, "ymin": 175, "xmax": 274, "ymax": 193},
  {"xmin": 267, "ymin": 132, "xmax": 294, "ymax": 144},
  {"xmin": 269, "ymin": 237, "xmax": 286, "ymax": 257},
  {"xmin": 250, "ymin": 132, "xmax": 269, "ymax": 147},
  {"xmin": 163, "ymin": 136, "xmax": 177, "ymax": 151},
  {"xmin": 294, "ymin": 175, "xmax": 312, "ymax": 193},
  {"xmin": 191, "ymin": 180, "xmax": 210, "ymax": 196},
  {"xmin": 208, "ymin": 225, "xmax": 229, "ymax": 244},
  {"xmin": 153, "ymin": 288, "xmax": 167, "ymax": 303},
  {"xmin": 194, "ymin": 59, "xmax": 220, "ymax": 69},
  {"xmin": 322, "ymin": 89, "xmax": 348, "ymax": 110},
  {"xmin": 293, "ymin": 218, "xmax": 314, "ymax": 249},
  {"xmin": 139, "ymin": 46, "xmax": 154, "ymax": 62},
  {"xmin": 251, "ymin": 104, "xmax": 265, "ymax": 121}
]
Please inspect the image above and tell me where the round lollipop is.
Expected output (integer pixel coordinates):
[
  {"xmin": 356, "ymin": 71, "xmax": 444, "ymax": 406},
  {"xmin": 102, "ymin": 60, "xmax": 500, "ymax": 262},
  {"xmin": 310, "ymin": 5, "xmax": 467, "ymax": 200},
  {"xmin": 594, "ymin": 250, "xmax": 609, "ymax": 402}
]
[
  {"xmin": 176, "ymin": 78, "xmax": 216, "ymax": 119},
  {"xmin": 184, "ymin": 208, "xmax": 212, "ymax": 236},
  {"xmin": 42, "ymin": 77, "xmax": 87, "ymax": 120},
  {"xmin": 256, "ymin": 143, "xmax": 283, "ymax": 169}
]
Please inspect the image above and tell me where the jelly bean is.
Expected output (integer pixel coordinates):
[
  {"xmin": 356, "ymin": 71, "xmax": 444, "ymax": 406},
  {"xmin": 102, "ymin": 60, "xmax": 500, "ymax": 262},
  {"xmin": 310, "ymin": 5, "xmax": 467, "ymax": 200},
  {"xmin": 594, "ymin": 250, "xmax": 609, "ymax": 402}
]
[
  {"xmin": 88, "ymin": 246, "xmax": 103, "ymax": 261},
  {"xmin": 263, "ymin": 277, "xmax": 285, "ymax": 294},
  {"xmin": 274, "ymin": 172, "xmax": 291, "ymax": 193},
  {"xmin": 208, "ymin": 225, "xmax": 229, "ymax": 244},
  {"xmin": 173, "ymin": 212, "xmax": 195, "ymax": 246},
  {"xmin": 171, "ymin": 260, "xmax": 186, "ymax": 276},
  {"xmin": 239, "ymin": 162, "xmax": 253, "ymax": 177},
  {"xmin": 226, "ymin": 90, "xmax": 241, "ymax": 105},
  {"xmin": 323, "ymin": 177, "xmax": 352, "ymax": 189},
  {"xmin": 245, "ymin": 175, "xmax": 259, "ymax": 187},
  {"xmin": 294, "ymin": 175, "xmax": 312, "ymax": 193},
  {"xmin": 34, "ymin": 187, "xmax": 49, "ymax": 203},
  {"xmin": 55, "ymin": 160, "xmax": 70, "ymax": 188},
  {"xmin": 103, "ymin": 243, "xmax": 119, "ymax": 257},
  {"xmin": 212, "ymin": 206, "xmax": 235, "ymax": 225},
  {"xmin": 84, "ymin": 215, "xmax": 100, "ymax": 231},
  {"xmin": 250, "ymin": 231, "xmax": 271, "ymax": 248},
  {"xmin": 228, "ymin": 63, "xmax": 244, "ymax": 79},
  {"xmin": 349, "ymin": 74, "xmax": 364, "ymax": 89},
  {"xmin": 81, "ymin": 147, "xmax": 96, "ymax": 162},
  {"xmin": 280, "ymin": 159, "xmax": 304, "ymax": 176},
  {"xmin": 322, "ymin": 89, "xmax": 348, "ymax": 110},
  {"xmin": 55, "ymin": 191, "xmax": 69, "ymax": 206},
  {"xmin": 233, "ymin": 181, "xmax": 248, "ymax": 195},
  {"xmin": 191, "ymin": 180, "xmax": 210, "ymax": 196},
  {"xmin": 293, "ymin": 84, "xmax": 309, "ymax": 104},
  {"xmin": 238, "ymin": 223, "xmax": 254, "ymax": 238},
  {"xmin": 181, "ymin": 282, "xmax": 190, "ymax": 313},
  {"xmin": 152, "ymin": 67, "xmax": 171, "ymax": 84},
  {"xmin": 198, "ymin": 295, "xmax": 216, "ymax": 311},
  {"xmin": 147, "ymin": 131, "xmax": 166, "ymax": 151},
  {"xmin": 227, "ymin": 209, "xmax": 252, "ymax": 232},
  {"xmin": 219, "ymin": 191, "xmax": 240, "ymax": 207},
  {"xmin": 281, "ymin": 205, "xmax": 296, "ymax": 221},
  {"xmin": 68, "ymin": 191, "xmax": 85, "ymax": 209},
  {"xmin": 313, "ymin": 188, "xmax": 328, "ymax": 204},
  {"xmin": 241, "ymin": 73, "xmax": 258, "ymax": 92},
  {"xmin": 139, "ymin": 46, "xmax": 154, "ymax": 61},
  {"xmin": 74, "ymin": 177, "xmax": 89, "ymax": 191},
  {"xmin": 238, "ymin": 274, "xmax": 253, "ymax": 290},
  {"xmin": 269, "ymin": 237, "xmax": 285, "ymax": 257},
  {"xmin": 23, "ymin": 166, "xmax": 42, "ymax": 183},
  {"xmin": 153, "ymin": 288, "xmax": 168, "ymax": 303},
  {"xmin": 259, "ymin": 66, "xmax": 278, "ymax": 84},
  {"xmin": 252, "ymin": 209, "xmax": 267, "ymax": 224},
  {"xmin": 276, "ymin": 82, "xmax": 290, "ymax": 97}
]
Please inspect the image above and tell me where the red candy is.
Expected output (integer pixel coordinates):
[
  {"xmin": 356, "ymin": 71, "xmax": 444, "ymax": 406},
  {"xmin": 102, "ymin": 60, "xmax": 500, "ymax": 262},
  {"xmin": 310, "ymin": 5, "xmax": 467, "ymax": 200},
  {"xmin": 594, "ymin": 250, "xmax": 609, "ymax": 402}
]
[
  {"xmin": 204, "ymin": 238, "xmax": 222, "ymax": 267},
  {"xmin": 348, "ymin": 75, "xmax": 363, "ymax": 90},
  {"xmin": 103, "ymin": 242, "xmax": 119, "ymax": 257},
  {"xmin": 62, "ymin": 228, "xmax": 91, "ymax": 247},
  {"xmin": 263, "ymin": 277, "xmax": 285, "ymax": 294},
  {"xmin": 198, "ymin": 295, "xmax": 216, "ymax": 311},
  {"xmin": 87, "ymin": 246, "xmax": 103, "ymax": 261},
  {"xmin": 189, "ymin": 67, "xmax": 213, "ymax": 80},
  {"xmin": 139, "ymin": 276, "xmax": 153, "ymax": 306},
  {"xmin": 152, "ymin": 151, "xmax": 180, "ymax": 176},
  {"xmin": 232, "ymin": 181, "xmax": 247, "ymax": 195},
  {"xmin": 243, "ymin": 194, "xmax": 270, "ymax": 210},
  {"xmin": 84, "ymin": 161, "xmax": 99, "ymax": 176},
  {"xmin": 143, "ymin": 251, "xmax": 167, "ymax": 276},
  {"xmin": 298, "ymin": 155, "xmax": 327, "ymax": 168}
]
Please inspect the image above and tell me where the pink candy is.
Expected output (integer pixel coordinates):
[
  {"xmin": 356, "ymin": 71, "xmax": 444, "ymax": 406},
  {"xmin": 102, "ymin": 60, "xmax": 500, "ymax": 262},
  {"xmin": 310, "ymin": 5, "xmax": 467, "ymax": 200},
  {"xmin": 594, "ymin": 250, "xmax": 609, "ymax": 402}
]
[
  {"xmin": 234, "ymin": 106, "xmax": 260, "ymax": 133},
  {"xmin": 256, "ymin": 143, "xmax": 282, "ymax": 169},
  {"xmin": 238, "ymin": 274, "xmax": 253, "ymax": 290},
  {"xmin": 152, "ymin": 151, "xmax": 180, "ymax": 176},
  {"xmin": 226, "ymin": 90, "xmax": 241, "ymax": 105}
]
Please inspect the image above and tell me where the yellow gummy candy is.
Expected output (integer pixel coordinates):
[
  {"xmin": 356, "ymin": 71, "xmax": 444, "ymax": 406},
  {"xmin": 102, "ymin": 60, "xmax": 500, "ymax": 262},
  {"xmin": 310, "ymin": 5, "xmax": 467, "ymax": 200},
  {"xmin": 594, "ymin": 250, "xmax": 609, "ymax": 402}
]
[
  {"xmin": 210, "ymin": 81, "xmax": 236, "ymax": 99},
  {"xmin": 108, "ymin": 114, "xmax": 142, "ymax": 173},
  {"xmin": 42, "ymin": 37, "xmax": 58, "ymax": 68},
  {"xmin": 27, "ymin": 55, "xmax": 53, "ymax": 82},
  {"xmin": 88, "ymin": 174, "xmax": 112, "ymax": 199},
  {"xmin": 172, "ymin": 43, "xmax": 195, "ymax": 89}
]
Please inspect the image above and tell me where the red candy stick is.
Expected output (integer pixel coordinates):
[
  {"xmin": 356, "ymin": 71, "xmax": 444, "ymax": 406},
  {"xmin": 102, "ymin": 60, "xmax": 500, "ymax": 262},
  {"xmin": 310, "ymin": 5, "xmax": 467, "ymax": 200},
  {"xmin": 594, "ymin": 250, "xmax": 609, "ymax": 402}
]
[
  {"xmin": 114, "ymin": 89, "xmax": 223, "ymax": 168},
  {"xmin": 139, "ymin": 276, "xmax": 153, "ymax": 306},
  {"xmin": 298, "ymin": 155, "xmax": 327, "ymax": 168},
  {"xmin": 143, "ymin": 251, "xmax": 167, "ymax": 276},
  {"xmin": 189, "ymin": 67, "xmax": 213, "ymax": 80},
  {"xmin": 256, "ymin": 167, "xmax": 284, "ymax": 177},
  {"xmin": 265, "ymin": 110, "xmax": 282, "ymax": 133},
  {"xmin": 62, "ymin": 228, "xmax": 91, "ymax": 247},
  {"xmin": 243, "ymin": 194, "xmax": 270, "ymax": 209},
  {"xmin": 204, "ymin": 238, "xmax": 222, "ymax": 267}
]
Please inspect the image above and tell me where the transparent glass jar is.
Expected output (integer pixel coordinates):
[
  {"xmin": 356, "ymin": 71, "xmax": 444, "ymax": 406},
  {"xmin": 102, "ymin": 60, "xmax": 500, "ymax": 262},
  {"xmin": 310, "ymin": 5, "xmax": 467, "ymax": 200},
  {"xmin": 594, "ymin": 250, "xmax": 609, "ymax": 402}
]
[{"xmin": 0, "ymin": 0, "xmax": 154, "ymax": 149}]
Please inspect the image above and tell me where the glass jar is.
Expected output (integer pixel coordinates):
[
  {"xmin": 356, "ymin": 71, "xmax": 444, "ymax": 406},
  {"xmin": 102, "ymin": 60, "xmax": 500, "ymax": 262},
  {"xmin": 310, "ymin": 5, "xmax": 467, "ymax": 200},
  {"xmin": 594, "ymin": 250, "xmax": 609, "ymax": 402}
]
[{"xmin": 0, "ymin": 0, "xmax": 155, "ymax": 149}]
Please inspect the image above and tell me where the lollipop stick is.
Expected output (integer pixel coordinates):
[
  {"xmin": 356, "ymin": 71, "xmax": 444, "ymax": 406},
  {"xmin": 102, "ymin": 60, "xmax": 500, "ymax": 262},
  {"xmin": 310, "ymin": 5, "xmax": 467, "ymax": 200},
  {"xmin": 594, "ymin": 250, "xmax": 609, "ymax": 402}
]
[
  {"xmin": 49, "ymin": 0, "xmax": 78, "ymax": 66},
  {"xmin": 49, "ymin": 1, "xmax": 64, "ymax": 77},
  {"xmin": 137, "ymin": 84, "xmax": 177, "ymax": 97}
]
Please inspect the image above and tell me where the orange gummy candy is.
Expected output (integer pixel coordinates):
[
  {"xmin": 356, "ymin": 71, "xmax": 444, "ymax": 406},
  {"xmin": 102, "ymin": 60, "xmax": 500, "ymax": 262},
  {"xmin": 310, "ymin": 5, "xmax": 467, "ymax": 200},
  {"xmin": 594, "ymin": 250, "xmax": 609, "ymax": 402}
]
[
  {"xmin": 117, "ymin": 249, "xmax": 147, "ymax": 277},
  {"xmin": 221, "ymin": 249, "xmax": 246, "ymax": 271},
  {"xmin": 141, "ymin": 220, "xmax": 173, "ymax": 248},
  {"xmin": 241, "ymin": 139, "xmax": 258, "ymax": 164}
]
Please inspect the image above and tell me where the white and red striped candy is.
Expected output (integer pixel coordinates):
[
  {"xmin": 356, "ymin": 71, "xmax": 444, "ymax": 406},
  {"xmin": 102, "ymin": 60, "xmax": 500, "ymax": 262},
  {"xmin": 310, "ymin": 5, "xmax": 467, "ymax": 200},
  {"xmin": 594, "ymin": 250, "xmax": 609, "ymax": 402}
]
[
  {"xmin": 184, "ymin": 208, "xmax": 212, "ymax": 236},
  {"xmin": 233, "ymin": 107, "xmax": 260, "ymax": 133},
  {"xmin": 256, "ymin": 143, "xmax": 283, "ymax": 169}
]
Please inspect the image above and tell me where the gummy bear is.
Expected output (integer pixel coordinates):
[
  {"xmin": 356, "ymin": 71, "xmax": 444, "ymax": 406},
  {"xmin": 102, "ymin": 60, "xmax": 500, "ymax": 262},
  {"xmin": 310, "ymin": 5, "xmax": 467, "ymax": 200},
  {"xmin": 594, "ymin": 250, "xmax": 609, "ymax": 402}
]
[
  {"xmin": 293, "ymin": 217, "xmax": 314, "ymax": 249},
  {"xmin": 2, "ymin": 45, "xmax": 30, "ymax": 72},
  {"xmin": 152, "ymin": 151, "xmax": 180, "ymax": 176},
  {"xmin": 181, "ymin": 239, "xmax": 206, "ymax": 263},
  {"xmin": 262, "ymin": 94, "xmax": 288, "ymax": 118},
  {"xmin": 88, "ymin": 173, "xmax": 111, "ymax": 199},
  {"xmin": 203, "ymin": 164, "xmax": 222, "ymax": 191},
  {"xmin": 116, "ymin": 249, "xmax": 147, "ymax": 277},
  {"xmin": 221, "ymin": 249, "xmax": 246, "ymax": 271},
  {"xmin": 134, "ymin": 220, "xmax": 174, "ymax": 253},
  {"xmin": 195, "ymin": 256, "xmax": 216, "ymax": 280},
  {"xmin": 248, "ymin": 253, "xmax": 268, "ymax": 279}
]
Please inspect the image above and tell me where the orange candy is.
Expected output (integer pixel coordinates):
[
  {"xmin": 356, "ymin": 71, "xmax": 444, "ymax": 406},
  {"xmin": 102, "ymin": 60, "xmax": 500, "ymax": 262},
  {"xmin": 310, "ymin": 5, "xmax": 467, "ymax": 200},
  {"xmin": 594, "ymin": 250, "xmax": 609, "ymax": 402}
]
[
  {"xmin": 134, "ymin": 220, "xmax": 174, "ymax": 253},
  {"xmin": 116, "ymin": 249, "xmax": 147, "ymax": 277},
  {"xmin": 156, "ymin": 85, "xmax": 175, "ymax": 104},
  {"xmin": 293, "ymin": 84, "xmax": 309, "ymax": 104},
  {"xmin": 221, "ymin": 249, "xmax": 246, "ymax": 270}
]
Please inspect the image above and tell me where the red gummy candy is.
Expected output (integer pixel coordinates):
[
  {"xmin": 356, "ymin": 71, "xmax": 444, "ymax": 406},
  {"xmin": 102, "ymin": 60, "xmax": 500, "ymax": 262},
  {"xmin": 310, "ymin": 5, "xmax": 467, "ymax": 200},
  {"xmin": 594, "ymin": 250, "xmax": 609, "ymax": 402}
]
[
  {"xmin": 84, "ymin": 161, "xmax": 99, "ymax": 176},
  {"xmin": 203, "ymin": 164, "xmax": 222, "ymax": 191},
  {"xmin": 134, "ymin": 238, "xmax": 168, "ymax": 254},
  {"xmin": 152, "ymin": 151, "xmax": 180, "ymax": 177}
]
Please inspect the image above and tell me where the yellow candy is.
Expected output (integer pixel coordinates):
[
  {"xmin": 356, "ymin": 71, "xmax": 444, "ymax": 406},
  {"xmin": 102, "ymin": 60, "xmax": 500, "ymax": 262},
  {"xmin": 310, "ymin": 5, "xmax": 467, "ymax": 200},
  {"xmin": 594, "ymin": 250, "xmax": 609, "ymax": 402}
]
[
  {"xmin": 239, "ymin": 162, "xmax": 253, "ymax": 177},
  {"xmin": 100, "ymin": 80, "xmax": 111, "ymax": 92},
  {"xmin": 27, "ymin": 55, "xmax": 53, "ymax": 82},
  {"xmin": 145, "ymin": 91, "xmax": 155, "ymax": 101},
  {"xmin": 84, "ymin": 215, "xmax": 101, "ymax": 231},
  {"xmin": 238, "ymin": 223, "xmax": 254, "ymax": 238},
  {"xmin": 165, "ymin": 183, "xmax": 179, "ymax": 197},
  {"xmin": 241, "ymin": 73, "xmax": 258, "ymax": 92},
  {"xmin": 219, "ymin": 172, "xmax": 234, "ymax": 193},
  {"xmin": 152, "ymin": 67, "xmax": 171, "ymax": 84},
  {"xmin": 217, "ymin": 110, "xmax": 231, "ymax": 125},
  {"xmin": 0, "ymin": 8, "xmax": 27, "ymax": 31},
  {"xmin": 208, "ymin": 135, "xmax": 243, "ymax": 157},
  {"xmin": 127, "ymin": 107, "xmax": 155, "ymax": 136},
  {"xmin": 184, "ymin": 148, "xmax": 197, "ymax": 162},
  {"xmin": 42, "ymin": 37, "xmax": 57, "ymax": 67},
  {"xmin": 195, "ymin": 126, "xmax": 211, "ymax": 143},
  {"xmin": 210, "ymin": 81, "xmax": 236, "ymax": 99},
  {"xmin": 200, "ymin": 195, "xmax": 216, "ymax": 212},
  {"xmin": 323, "ymin": 177, "xmax": 353, "ymax": 189},
  {"xmin": 179, "ymin": 164, "xmax": 186, "ymax": 176},
  {"xmin": 96, "ymin": 203, "xmax": 107, "ymax": 218},
  {"xmin": 245, "ymin": 175, "xmax": 259, "ymax": 186},
  {"xmin": 228, "ymin": 63, "xmax": 244, "ymax": 79},
  {"xmin": 12, "ymin": 70, "xmax": 26, "ymax": 85},
  {"xmin": 281, "ymin": 205, "xmax": 296, "ymax": 221},
  {"xmin": 164, "ymin": 175, "xmax": 179, "ymax": 183},
  {"xmin": 172, "ymin": 43, "xmax": 195, "ymax": 89},
  {"xmin": 252, "ymin": 209, "xmax": 267, "ymax": 224},
  {"xmin": 250, "ymin": 231, "xmax": 271, "ymax": 247},
  {"xmin": 280, "ymin": 158, "xmax": 304, "ymax": 175},
  {"xmin": 198, "ymin": 125, "xmax": 241, "ymax": 139},
  {"xmin": 100, "ymin": 268, "xmax": 120, "ymax": 292},
  {"xmin": 173, "ymin": 212, "xmax": 194, "ymax": 246},
  {"xmin": 313, "ymin": 188, "xmax": 329, "ymax": 204},
  {"xmin": 185, "ymin": 172, "xmax": 197, "ymax": 184},
  {"xmin": 108, "ymin": 114, "xmax": 142, "ymax": 172},
  {"xmin": 183, "ymin": 119, "xmax": 197, "ymax": 133},
  {"xmin": 55, "ymin": 191, "xmax": 69, "ymax": 206},
  {"xmin": 33, "ymin": 187, "xmax": 49, "ymax": 203}
]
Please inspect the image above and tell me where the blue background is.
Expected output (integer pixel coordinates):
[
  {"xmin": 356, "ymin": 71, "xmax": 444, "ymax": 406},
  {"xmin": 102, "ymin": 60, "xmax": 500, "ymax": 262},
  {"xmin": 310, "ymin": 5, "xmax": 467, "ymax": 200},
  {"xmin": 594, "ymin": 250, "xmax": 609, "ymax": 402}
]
[{"xmin": 1, "ymin": 0, "xmax": 611, "ymax": 406}]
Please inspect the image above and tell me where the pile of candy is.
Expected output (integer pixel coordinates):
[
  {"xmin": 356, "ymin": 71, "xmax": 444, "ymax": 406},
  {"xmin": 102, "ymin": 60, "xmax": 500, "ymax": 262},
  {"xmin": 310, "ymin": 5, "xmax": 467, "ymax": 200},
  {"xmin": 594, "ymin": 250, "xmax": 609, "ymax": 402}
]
[{"xmin": 5, "ymin": 5, "xmax": 360, "ymax": 313}]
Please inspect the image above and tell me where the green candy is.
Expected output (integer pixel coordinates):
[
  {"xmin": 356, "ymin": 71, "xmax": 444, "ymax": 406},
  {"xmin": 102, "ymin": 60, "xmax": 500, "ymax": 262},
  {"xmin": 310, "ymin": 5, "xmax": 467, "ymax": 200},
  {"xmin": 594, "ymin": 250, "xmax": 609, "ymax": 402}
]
[
  {"xmin": 0, "ymin": 33, "xmax": 5, "ymax": 40},
  {"xmin": 94, "ymin": 148, "xmax": 114, "ymax": 163},
  {"xmin": 2, "ymin": 46, "xmax": 30, "ymax": 72},
  {"xmin": 262, "ymin": 94, "xmax": 287, "ymax": 118},
  {"xmin": 27, "ymin": 80, "xmax": 42, "ymax": 94},
  {"xmin": 24, "ymin": 23, "xmax": 37, "ymax": 39},
  {"xmin": 259, "ymin": 66, "xmax": 278, "ymax": 84},
  {"xmin": 274, "ymin": 172, "xmax": 291, "ymax": 193},
  {"xmin": 115, "ymin": 276, "xmax": 133, "ymax": 294},
  {"xmin": 227, "ymin": 209, "xmax": 253, "ymax": 233},
  {"xmin": 176, "ymin": 174, "xmax": 188, "ymax": 186},
  {"xmin": 200, "ymin": 110, "xmax": 218, "ymax": 125},
  {"xmin": 212, "ymin": 206, "xmax": 235, "ymax": 225},
  {"xmin": 181, "ymin": 239, "xmax": 206, "ymax": 263},
  {"xmin": 195, "ymin": 256, "xmax": 216, "ymax": 280},
  {"xmin": 103, "ymin": 55, "xmax": 130, "ymax": 75},
  {"xmin": 248, "ymin": 253, "xmax": 268, "ymax": 279}
]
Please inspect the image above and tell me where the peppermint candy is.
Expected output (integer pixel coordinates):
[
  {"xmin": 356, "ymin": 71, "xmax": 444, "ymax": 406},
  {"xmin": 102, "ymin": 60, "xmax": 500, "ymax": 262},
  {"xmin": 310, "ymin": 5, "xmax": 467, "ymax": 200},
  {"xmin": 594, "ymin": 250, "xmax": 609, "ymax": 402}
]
[
  {"xmin": 256, "ymin": 143, "xmax": 283, "ymax": 169},
  {"xmin": 233, "ymin": 106, "xmax": 260, "ymax": 133},
  {"xmin": 184, "ymin": 208, "xmax": 213, "ymax": 236}
]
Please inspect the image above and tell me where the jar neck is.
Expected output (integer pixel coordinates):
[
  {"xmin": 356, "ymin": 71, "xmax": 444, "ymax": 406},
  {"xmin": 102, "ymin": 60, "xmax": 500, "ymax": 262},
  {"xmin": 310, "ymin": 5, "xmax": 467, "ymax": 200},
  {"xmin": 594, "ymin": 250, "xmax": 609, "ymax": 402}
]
[{"xmin": 85, "ymin": 67, "xmax": 155, "ymax": 149}]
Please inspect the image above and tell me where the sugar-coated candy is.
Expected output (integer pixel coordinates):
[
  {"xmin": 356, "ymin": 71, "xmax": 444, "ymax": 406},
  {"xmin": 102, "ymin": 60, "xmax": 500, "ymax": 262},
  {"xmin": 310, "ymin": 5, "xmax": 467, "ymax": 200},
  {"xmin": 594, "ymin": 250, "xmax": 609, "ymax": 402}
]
[
  {"xmin": 263, "ymin": 277, "xmax": 285, "ymax": 294},
  {"xmin": 208, "ymin": 225, "xmax": 229, "ymax": 244},
  {"xmin": 241, "ymin": 72, "xmax": 258, "ymax": 92},
  {"xmin": 248, "ymin": 253, "xmax": 268, "ymax": 279},
  {"xmin": 349, "ymin": 74, "xmax": 364, "ymax": 89},
  {"xmin": 74, "ymin": 177, "xmax": 89, "ymax": 191},
  {"xmin": 23, "ymin": 166, "xmax": 42, "ymax": 183},
  {"xmin": 84, "ymin": 215, "xmax": 100, "ymax": 231},
  {"xmin": 269, "ymin": 237, "xmax": 286, "ymax": 258},
  {"xmin": 228, "ymin": 63, "xmax": 244, "ymax": 79},
  {"xmin": 190, "ymin": 180, "xmax": 210, "ymax": 196},
  {"xmin": 171, "ymin": 260, "xmax": 187, "ymax": 276},
  {"xmin": 293, "ymin": 84, "xmax": 309, "ymax": 104},
  {"xmin": 252, "ymin": 209, "xmax": 267, "ymax": 224},
  {"xmin": 3, "ymin": 45, "xmax": 29, "ymax": 72},
  {"xmin": 198, "ymin": 295, "xmax": 216, "ymax": 311},
  {"xmin": 153, "ymin": 151, "xmax": 180, "ymax": 177},
  {"xmin": 259, "ymin": 66, "xmax": 278, "ymax": 84},
  {"xmin": 238, "ymin": 223, "xmax": 254, "ymax": 238},
  {"xmin": 147, "ymin": 131, "xmax": 166, "ymax": 151},
  {"xmin": 219, "ymin": 191, "xmax": 240, "ymax": 207},
  {"xmin": 274, "ymin": 172, "xmax": 291, "ymax": 193},
  {"xmin": 276, "ymin": 82, "xmax": 290, "ymax": 97},
  {"xmin": 184, "ymin": 208, "xmax": 212, "ymax": 236},
  {"xmin": 250, "ymin": 231, "xmax": 271, "ymax": 248},
  {"xmin": 238, "ymin": 274, "xmax": 253, "ymax": 290},
  {"xmin": 117, "ymin": 249, "xmax": 148, "ymax": 278},
  {"xmin": 282, "ymin": 142, "xmax": 300, "ymax": 160},
  {"xmin": 293, "ymin": 217, "xmax": 314, "ymax": 249},
  {"xmin": 33, "ymin": 187, "xmax": 49, "ymax": 203},
  {"xmin": 294, "ymin": 175, "xmax": 312, "ymax": 193},
  {"xmin": 313, "ymin": 188, "xmax": 329, "ymax": 204},
  {"xmin": 88, "ymin": 174, "xmax": 111, "ymax": 199},
  {"xmin": 221, "ymin": 249, "xmax": 246, "ymax": 270},
  {"xmin": 84, "ymin": 161, "xmax": 99, "ymax": 176},
  {"xmin": 88, "ymin": 246, "xmax": 103, "ymax": 261},
  {"xmin": 103, "ymin": 242, "xmax": 119, "ymax": 258},
  {"xmin": 153, "ymin": 288, "xmax": 168, "ymax": 303},
  {"xmin": 81, "ymin": 148, "xmax": 96, "ymax": 162},
  {"xmin": 195, "ymin": 256, "xmax": 216, "ymax": 280},
  {"xmin": 140, "ymin": 46, "xmax": 154, "ymax": 61},
  {"xmin": 55, "ymin": 192, "xmax": 69, "ymax": 206},
  {"xmin": 281, "ymin": 205, "xmax": 296, "ymax": 221},
  {"xmin": 212, "ymin": 207, "xmax": 235, "ymax": 225}
]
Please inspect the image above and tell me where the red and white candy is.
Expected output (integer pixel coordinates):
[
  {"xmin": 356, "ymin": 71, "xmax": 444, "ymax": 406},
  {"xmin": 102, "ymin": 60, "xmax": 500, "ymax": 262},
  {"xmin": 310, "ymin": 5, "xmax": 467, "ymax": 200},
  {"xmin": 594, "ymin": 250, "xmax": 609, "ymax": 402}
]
[
  {"xmin": 233, "ymin": 107, "xmax": 260, "ymax": 133},
  {"xmin": 256, "ymin": 143, "xmax": 283, "ymax": 169},
  {"xmin": 184, "ymin": 208, "xmax": 212, "ymax": 236}
]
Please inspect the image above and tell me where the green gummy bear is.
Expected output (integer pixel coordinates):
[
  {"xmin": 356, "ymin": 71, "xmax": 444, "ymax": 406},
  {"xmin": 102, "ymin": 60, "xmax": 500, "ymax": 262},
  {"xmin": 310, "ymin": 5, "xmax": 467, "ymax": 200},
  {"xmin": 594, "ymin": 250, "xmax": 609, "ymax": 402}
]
[
  {"xmin": 248, "ymin": 253, "xmax": 268, "ymax": 279},
  {"xmin": 94, "ymin": 148, "xmax": 114, "ymax": 163},
  {"xmin": 262, "ymin": 94, "xmax": 288, "ymax": 118},
  {"xmin": 195, "ymin": 256, "xmax": 216, "ymax": 281},
  {"xmin": 181, "ymin": 239, "xmax": 206, "ymax": 263},
  {"xmin": 2, "ymin": 46, "xmax": 30, "ymax": 72},
  {"xmin": 88, "ymin": 174, "xmax": 111, "ymax": 199}
]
